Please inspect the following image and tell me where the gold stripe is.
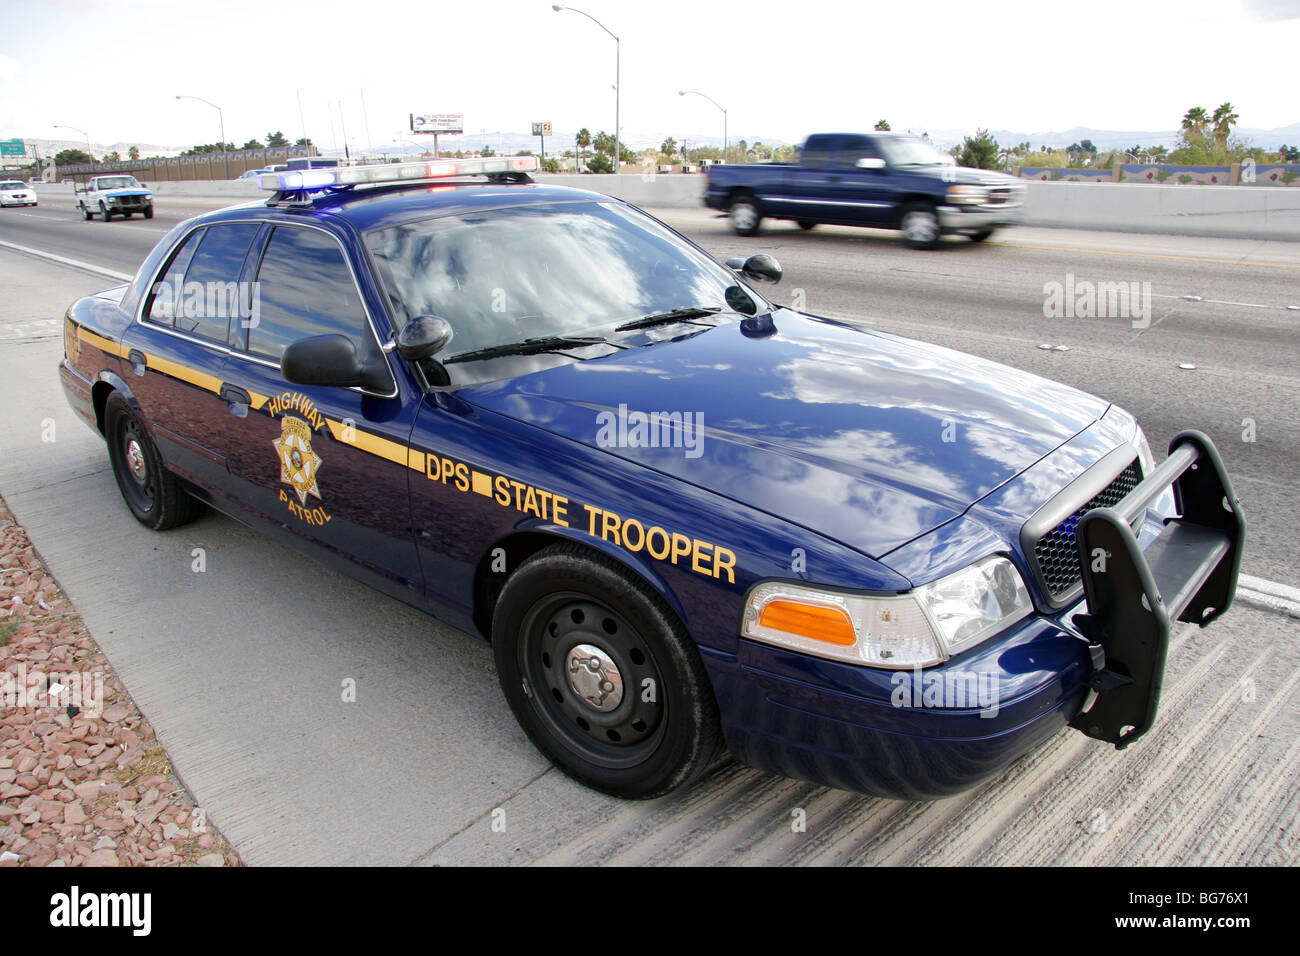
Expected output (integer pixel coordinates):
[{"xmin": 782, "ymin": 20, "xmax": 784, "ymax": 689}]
[
  {"xmin": 145, "ymin": 354, "xmax": 223, "ymax": 394},
  {"xmin": 77, "ymin": 327, "xmax": 129, "ymax": 358},
  {"xmin": 325, "ymin": 417, "xmax": 409, "ymax": 465},
  {"xmin": 408, "ymin": 448, "xmax": 426, "ymax": 471}
]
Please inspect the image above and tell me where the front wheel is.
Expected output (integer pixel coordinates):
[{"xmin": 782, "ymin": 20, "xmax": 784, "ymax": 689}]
[
  {"xmin": 900, "ymin": 202, "xmax": 941, "ymax": 249},
  {"xmin": 729, "ymin": 195, "xmax": 762, "ymax": 237},
  {"xmin": 104, "ymin": 394, "xmax": 203, "ymax": 530},
  {"xmin": 492, "ymin": 543, "xmax": 723, "ymax": 799},
  {"xmin": 143, "ymin": 205, "xmax": 154, "ymax": 220},
  {"xmin": 99, "ymin": 202, "xmax": 112, "ymax": 222}
]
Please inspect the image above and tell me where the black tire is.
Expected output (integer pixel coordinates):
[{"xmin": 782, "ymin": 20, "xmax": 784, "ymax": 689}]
[
  {"xmin": 968, "ymin": 228, "xmax": 995, "ymax": 242},
  {"xmin": 900, "ymin": 201, "xmax": 941, "ymax": 249},
  {"xmin": 492, "ymin": 543, "xmax": 723, "ymax": 799},
  {"xmin": 104, "ymin": 393, "xmax": 203, "ymax": 531},
  {"xmin": 797, "ymin": 220, "xmax": 818, "ymax": 231},
  {"xmin": 728, "ymin": 193, "xmax": 762, "ymax": 237},
  {"xmin": 99, "ymin": 202, "xmax": 112, "ymax": 222},
  {"xmin": 123, "ymin": 212, "xmax": 132, "ymax": 219},
  {"xmin": 143, "ymin": 205, "xmax": 154, "ymax": 220},
  {"xmin": 81, "ymin": 203, "xmax": 92, "ymax": 221}
]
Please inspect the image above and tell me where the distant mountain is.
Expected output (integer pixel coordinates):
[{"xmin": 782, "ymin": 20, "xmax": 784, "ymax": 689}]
[{"xmin": 931, "ymin": 122, "xmax": 1300, "ymax": 151}]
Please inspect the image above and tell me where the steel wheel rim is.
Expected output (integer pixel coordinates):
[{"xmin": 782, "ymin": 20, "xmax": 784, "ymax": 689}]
[
  {"xmin": 518, "ymin": 592, "xmax": 666, "ymax": 769},
  {"xmin": 115, "ymin": 416, "xmax": 157, "ymax": 513}
]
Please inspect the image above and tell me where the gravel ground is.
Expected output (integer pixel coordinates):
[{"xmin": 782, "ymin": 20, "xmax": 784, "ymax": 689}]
[{"xmin": 0, "ymin": 494, "xmax": 241, "ymax": 867}]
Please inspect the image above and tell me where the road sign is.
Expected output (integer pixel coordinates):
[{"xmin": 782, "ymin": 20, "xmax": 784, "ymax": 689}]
[
  {"xmin": 531, "ymin": 123, "xmax": 552, "ymax": 137},
  {"xmin": 0, "ymin": 139, "xmax": 25, "ymax": 157}
]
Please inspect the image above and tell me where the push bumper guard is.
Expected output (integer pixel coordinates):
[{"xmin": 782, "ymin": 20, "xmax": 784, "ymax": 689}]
[{"xmin": 1069, "ymin": 430, "xmax": 1245, "ymax": 748}]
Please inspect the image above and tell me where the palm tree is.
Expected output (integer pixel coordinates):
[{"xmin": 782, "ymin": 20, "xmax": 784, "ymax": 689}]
[
  {"xmin": 1182, "ymin": 107, "xmax": 1211, "ymax": 140},
  {"xmin": 576, "ymin": 128, "xmax": 591, "ymax": 172},
  {"xmin": 1212, "ymin": 102, "xmax": 1239, "ymax": 147}
]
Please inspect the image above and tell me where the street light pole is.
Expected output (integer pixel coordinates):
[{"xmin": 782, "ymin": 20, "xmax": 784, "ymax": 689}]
[
  {"xmin": 175, "ymin": 95, "xmax": 228, "ymax": 179},
  {"xmin": 679, "ymin": 90, "xmax": 727, "ymax": 164},
  {"xmin": 53, "ymin": 124, "xmax": 92, "ymax": 162},
  {"xmin": 553, "ymin": 5, "xmax": 620, "ymax": 176}
]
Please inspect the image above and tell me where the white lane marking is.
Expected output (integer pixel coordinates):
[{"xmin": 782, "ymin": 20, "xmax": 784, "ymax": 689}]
[
  {"xmin": 0, "ymin": 239, "xmax": 133, "ymax": 282},
  {"xmin": 1238, "ymin": 573, "xmax": 1300, "ymax": 618}
]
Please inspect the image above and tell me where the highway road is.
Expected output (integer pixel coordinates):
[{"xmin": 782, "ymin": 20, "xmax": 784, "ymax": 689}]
[{"xmin": 1, "ymin": 190, "xmax": 1297, "ymax": 865}]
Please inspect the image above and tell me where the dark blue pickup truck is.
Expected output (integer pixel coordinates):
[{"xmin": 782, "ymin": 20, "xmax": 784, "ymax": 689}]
[{"xmin": 704, "ymin": 132, "xmax": 1025, "ymax": 248}]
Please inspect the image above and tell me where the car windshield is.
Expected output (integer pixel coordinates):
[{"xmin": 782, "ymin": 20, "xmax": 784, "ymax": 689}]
[
  {"xmin": 366, "ymin": 199, "xmax": 763, "ymax": 367},
  {"xmin": 0, "ymin": 182, "xmax": 23, "ymax": 190},
  {"xmin": 97, "ymin": 176, "xmax": 141, "ymax": 189},
  {"xmin": 878, "ymin": 137, "xmax": 955, "ymax": 167}
]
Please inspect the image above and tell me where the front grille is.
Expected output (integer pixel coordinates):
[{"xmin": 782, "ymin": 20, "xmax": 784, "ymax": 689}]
[
  {"xmin": 986, "ymin": 187, "xmax": 1012, "ymax": 205},
  {"xmin": 1033, "ymin": 458, "xmax": 1143, "ymax": 599}
]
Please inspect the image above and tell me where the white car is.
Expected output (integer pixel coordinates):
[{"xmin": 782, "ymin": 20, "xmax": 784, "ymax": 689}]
[
  {"xmin": 0, "ymin": 180, "xmax": 38, "ymax": 207},
  {"xmin": 237, "ymin": 168, "xmax": 275, "ymax": 182}
]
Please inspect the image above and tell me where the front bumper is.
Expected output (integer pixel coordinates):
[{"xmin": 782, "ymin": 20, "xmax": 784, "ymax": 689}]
[
  {"xmin": 707, "ymin": 431, "xmax": 1243, "ymax": 799},
  {"xmin": 0, "ymin": 195, "xmax": 37, "ymax": 206},
  {"xmin": 938, "ymin": 202, "xmax": 1023, "ymax": 231},
  {"xmin": 104, "ymin": 193, "xmax": 152, "ymax": 211}
]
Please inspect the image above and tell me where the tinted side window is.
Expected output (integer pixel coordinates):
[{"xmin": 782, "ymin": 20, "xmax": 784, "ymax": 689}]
[
  {"xmin": 802, "ymin": 136, "xmax": 836, "ymax": 169},
  {"xmin": 838, "ymin": 136, "xmax": 881, "ymax": 168},
  {"xmin": 173, "ymin": 224, "xmax": 260, "ymax": 343},
  {"xmin": 247, "ymin": 226, "xmax": 376, "ymax": 365},
  {"xmin": 145, "ymin": 228, "xmax": 203, "ymax": 327}
]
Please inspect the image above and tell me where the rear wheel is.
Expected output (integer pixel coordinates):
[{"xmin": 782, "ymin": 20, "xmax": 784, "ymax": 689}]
[
  {"xmin": 104, "ymin": 394, "xmax": 203, "ymax": 531},
  {"xmin": 81, "ymin": 203, "xmax": 92, "ymax": 220},
  {"xmin": 729, "ymin": 194, "xmax": 762, "ymax": 237},
  {"xmin": 900, "ymin": 202, "xmax": 941, "ymax": 249},
  {"xmin": 492, "ymin": 543, "xmax": 723, "ymax": 799}
]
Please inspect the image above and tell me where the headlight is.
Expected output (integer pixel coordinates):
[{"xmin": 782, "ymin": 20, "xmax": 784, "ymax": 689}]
[
  {"xmin": 741, "ymin": 555, "xmax": 1032, "ymax": 669},
  {"xmin": 946, "ymin": 184, "xmax": 989, "ymax": 205},
  {"xmin": 1133, "ymin": 424, "xmax": 1155, "ymax": 477}
]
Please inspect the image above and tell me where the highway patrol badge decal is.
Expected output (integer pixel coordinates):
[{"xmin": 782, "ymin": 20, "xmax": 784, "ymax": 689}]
[{"xmin": 273, "ymin": 416, "xmax": 323, "ymax": 505}]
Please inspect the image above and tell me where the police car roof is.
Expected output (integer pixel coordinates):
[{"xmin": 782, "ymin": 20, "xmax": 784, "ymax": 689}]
[{"xmin": 194, "ymin": 180, "xmax": 616, "ymax": 234}]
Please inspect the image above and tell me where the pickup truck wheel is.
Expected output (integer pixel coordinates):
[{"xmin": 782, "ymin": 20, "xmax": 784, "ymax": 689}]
[
  {"xmin": 99, "ymin": 202, "xmax": 112, "ymax": 222},
  {"xmin": 80, "ymin": 203, "xmax": 92, "ymax": 221},
  {"xmin": 104, "ymin": 394, "xmax": 203, "ymax": 531},
  {"xmin": 797, "ymin": 220, "xmax": 818, "ymax": 231},
  {"xmin": 143, "ymin": 205, "xmax": 154, "ymax": 220},
  {"xmin": 729, "ymin": 196, "xmax": 762, "ymax": 237},
  {"xmin": 492, "ymin": 543, "xmax": 723, "ymax": 799},
  {"xmin": 900, "ymin": 202, "xmax": 941, "ymax": 249},
  {"xmin": 969, "ymin": 228, "xmax": 996, "ymax": 242}
]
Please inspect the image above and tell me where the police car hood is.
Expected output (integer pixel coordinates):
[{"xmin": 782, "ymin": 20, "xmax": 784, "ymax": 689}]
[{"xmin": 462, "ymin": 310, "xmax": 1108, "ymax": 559}]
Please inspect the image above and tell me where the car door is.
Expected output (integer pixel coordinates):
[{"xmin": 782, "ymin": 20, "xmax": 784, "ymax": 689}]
[
  {"xmin": 121, "ymin": 222, "xmax": 262, "ymax": 497},
  {"xmin": 220, "ymin": 221, "xmax": 425, "ymax": 604},
  {"xmin": 797, "ymin": 135, "xmax": 895, "ymax": 225}
]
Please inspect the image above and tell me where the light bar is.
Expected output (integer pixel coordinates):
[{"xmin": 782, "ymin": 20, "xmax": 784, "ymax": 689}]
[{"xmin": 258, "ymin": 155, "xmax": 540, "ymax": 192}]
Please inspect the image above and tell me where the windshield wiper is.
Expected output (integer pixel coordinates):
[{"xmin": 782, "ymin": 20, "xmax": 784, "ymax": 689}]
[
  {"xmin": 614, "ymin": 306, "xmax": 722, "ymax": 333},
  {"xmin": 444, "ymin": 335, "xmax": 607, "ymax": 364}
]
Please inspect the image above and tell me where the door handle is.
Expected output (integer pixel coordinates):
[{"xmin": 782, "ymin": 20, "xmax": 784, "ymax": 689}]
[{"xmin": 220, "ymin": 383, "xmax": 251, "ymax": 417}]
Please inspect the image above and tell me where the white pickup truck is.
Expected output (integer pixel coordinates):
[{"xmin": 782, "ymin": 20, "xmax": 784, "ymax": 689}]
[{"xmin": 76, "ymin": 174, "xmax": 153, "ymax": 221}]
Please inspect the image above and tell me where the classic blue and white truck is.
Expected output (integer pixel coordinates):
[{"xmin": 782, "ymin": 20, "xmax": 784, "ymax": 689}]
[
  {"xmin": 705, "ymin": 132, "xmax": 1025, "ymax": 248},
  {"xmin": 75, "ymin": 174, "xmax": 154, "ymax": 221}
]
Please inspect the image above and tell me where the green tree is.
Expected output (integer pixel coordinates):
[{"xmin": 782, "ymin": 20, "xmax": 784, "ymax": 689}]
[
  {"xmin": 575, "ymin": 127, "xmax": 591, "ymax": 171},
  {"xmin": 54, "ymin": 148, "xmax": 92, "ymax": 165},
  {"xmin": 1182, "ymin": 107, "xmax": 1211, "ymax": 140},
  {"xmin": 294, "ymin": 137, "xmax": 313, "ymax": 147},
  {"xmin": 586, "ymin": 151, "xmax": 613, "ymax": 173},
  {"xmin": 541, "ymin": 157, "xmax": 561, "ymax": 173},
  {"xmin": 661, "ymin": 136, "xmax": 677, "ymax": 157},
  {"xmin": 480, "ymin": 146, "xmax": 495, "ymax": 157},
  {"xmin": 873, "ymin": 119, "xmax": 891, "ymax": 131},
  {"xmin": 127, "ymin": 145, "xmax": 140, "ymax": 160},
  {"xmin": 102, "ymin": 150, "xmax": 121, "ymax": 162},
  {"xmin": 266, "ymin": 130, "xmax": 290, "ymax": 147},
  {"xmin": 241, "ymin": 139, "xmax": 265, "ymax": 150},
  {"xmin": 956, "ymin": 129, "xmax": 1004, "ymax": 170},
  {"xmin": 1211, "ymin": 103, "xmax": 1239, "ymax": 147}
]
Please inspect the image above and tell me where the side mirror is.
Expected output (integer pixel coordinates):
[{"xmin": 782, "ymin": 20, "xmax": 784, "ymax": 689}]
[
  {"xmin": 396, "ymin": 315, "xmax": 454, "ymax": 361},
  {"xmin": 726, "ymin": 253, "xmax": 782, "ymax": 285},
  {"xmin": 855, "ymin": 157, "xmax": 886, "ymax": 170},
  {"xmin": 281, "ymin": 334, "xmax": 390, "ymax": 392}
]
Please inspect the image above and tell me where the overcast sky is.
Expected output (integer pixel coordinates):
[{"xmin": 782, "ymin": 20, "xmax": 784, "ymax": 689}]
[{"xmin": 3, "ymin": 0, "xmax": 1299, "ymax": 151}]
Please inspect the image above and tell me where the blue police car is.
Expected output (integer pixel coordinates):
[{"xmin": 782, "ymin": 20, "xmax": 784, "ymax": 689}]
[{"xmin": 58, "ymin": 157, "xmax": 1244, "ymax": 799}]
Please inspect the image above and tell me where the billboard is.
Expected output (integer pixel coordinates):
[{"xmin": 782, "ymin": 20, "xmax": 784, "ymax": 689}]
[
  {"xmin": 410, "ymin": 114, "xmax": 464, "ymax": 134},
  {"xmin": 531, "ymin": 123, "xmax": 552, "ymax": 137}
]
